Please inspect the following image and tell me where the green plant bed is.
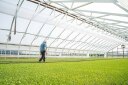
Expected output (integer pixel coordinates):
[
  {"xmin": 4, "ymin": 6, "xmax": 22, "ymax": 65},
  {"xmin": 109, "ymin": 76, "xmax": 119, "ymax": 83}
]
[{"xmin": 0, "ymin": 58, "xmax": 128, "ymax": 85}]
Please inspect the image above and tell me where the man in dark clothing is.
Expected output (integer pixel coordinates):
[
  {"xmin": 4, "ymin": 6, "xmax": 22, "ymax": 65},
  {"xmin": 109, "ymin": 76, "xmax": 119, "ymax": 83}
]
[{"xmin": 39, "ymin": 41, "xmax": 47, "ymax": 62}]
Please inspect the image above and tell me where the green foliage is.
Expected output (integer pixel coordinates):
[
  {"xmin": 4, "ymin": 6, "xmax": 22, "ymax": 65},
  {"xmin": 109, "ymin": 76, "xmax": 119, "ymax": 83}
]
[{"xmin": 0, "ymin": 58, "xmax": 128, "ymax": 85}]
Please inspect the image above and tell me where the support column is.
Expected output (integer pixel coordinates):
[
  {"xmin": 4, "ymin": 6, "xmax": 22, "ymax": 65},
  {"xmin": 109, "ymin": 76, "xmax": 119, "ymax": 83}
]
[
  {"xmin": 104, "ymin": 53, "xmax": 107, "ymax": 58},
  {"xmin": 59, "ymin": 53, "xmax": 62, "ymax": 56},
  {"xmin": 87, "ymin": 53, "xmax": 90, "ymax": 58},
  {"xmin": 0, "ymin": 50, "xmax": 1, "ymax": 57},
  {"xmin": 117, "ymin": 46, "xmax": 118, "ymax": 58},
  {"xmin": 121, "ymin": 45, "xmax": 125, "ymax": 58},
  {"xmin": 17, "ymin": 50, "xmax": 20, "ymax": 58},
  {"xmin": 112, "ymin": 49, "xmax": 113, "ymax": 58}
]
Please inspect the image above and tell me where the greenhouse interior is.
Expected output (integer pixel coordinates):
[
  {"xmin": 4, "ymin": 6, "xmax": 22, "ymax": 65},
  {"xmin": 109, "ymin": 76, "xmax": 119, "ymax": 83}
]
[
  {"xmin": 0, "ymin": 0, "xmax": 128, "ymax": 58},
  {"xmin": 1, "ymin": 0, "xmax": 128, "ymax": 85}
]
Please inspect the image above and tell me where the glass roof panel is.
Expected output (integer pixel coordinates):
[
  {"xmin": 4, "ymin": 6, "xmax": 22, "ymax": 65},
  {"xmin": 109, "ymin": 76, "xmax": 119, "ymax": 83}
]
[
  {"xmin": 49, "ymin": 27, "xmax": 65, "ymax": 38},
  {"xmin": 0, "ymin": 44, "xmax": 6, "ymax": 50},
  {"xmin": 20, "ymin": 46, "xmax": 30, "ymax": 51},
  {"xmin": 46, "ymin": 38, "xmax": 55, "ymax": 46},
  {"xmin": 50, "ymin": 39, "xmax": 63, "ymax": 47},
  {"xmin": 74, "ymin": 34, "xmax": 85, "ymax": 41},
  {"xmin": 32, "ymin": 37, "xmax": 45, "ymax": 45},
  {"xmin": 9, "ymin": 33, "xmax": 23, "ymax": 44},
  {"xmin": 7, "ymin": 45, "xmax": 19, "ymax": 50},
  {"xmin": 0, "ymin": 0, "xmax": 17, "ymax": 8},
  {"xmin": 95, "ymin": 18, "xmax": 117, "ymax": 23},
  {"xmin": 17, "ymin": 18, "xmax": 30, "ymax": 32},
  {"xmin": 67, "ymin": 32, "xmax": 79, "ymax": 40},
  {"xmin": 65, "ymin": 41, "xmax": 76, "ymax": 48},
  {"xmin": 103, "ymin": 15, "xmax": 128, "ymax": 22},
  {"xmin": 80, "ymin": 35, "xmax": 91, "ymax": 42},
  {"xmin": 39, "ymin": 24, "xmax": 54, "ymax": 36},
  {"xmin": 27, "ymin": 21, "xmax": 43, "ymax": 34},
  {"xmin": 58, "ymin": 40, "xmax": 70, "ymax": 48},
  {"xmin": 71, "ymin": 42, "xmax": 81, "ymax": 49},
  {"xmin": 0, "ymin": 30, "xmax": 8, "ymax": 43},
  {"xmin": 59, "ymin": 29, "xmax": 72, "ymax": 39},
  {"xmin": 21, "ymin": 0, "xmax": 38, "ymax": 11},
  {"xmin": 61, "ymin": 2, "xmax": 75, "ymax": 9},
  {"xmin": 117, "ymin": 23, "xmax": 128, "ymax": 27},
  {"xmin": 72, "ymin": 2, "xmax": 89, "ymax": 9},
  {"xmin": 91, "ymin": 13, "xmax": 105, "ymax": 17},
  {"xmin": 117, "ymin": 0, "xmax": 128, "ymax": 11},
  {"xmin": 39, "ymin": 8, "xmax": 53, "ymax": 16},
  {"xmin": 30, "ymin": 47, "xmax": 39, "ymax": 51},
  {"xmin": 51, "ymin": 3, "xmax": 65, "ymax": 8},
  {"xmin": 0, "ymin": 13, "xmax": 12, "ymax": 29},
  {"xmin": 78, "ymin": 3, "xmax": 127, "ymax": 14},
  {"xmin": 21, "ymin": 34, "xmax": 35, "ymax": 45}
]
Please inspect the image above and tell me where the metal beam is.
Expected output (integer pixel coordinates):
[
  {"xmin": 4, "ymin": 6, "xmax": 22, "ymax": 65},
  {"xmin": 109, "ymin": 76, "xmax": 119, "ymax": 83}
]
[
  {"xmin": 45, "ymin": 13, "xmax": 66, "ymax": 41},
  {"xmin": 95, "ymin": 18, "xmax": 128, "ymax": 24},
  {"xmin": 8, "ymin": 0, "xmax": 24, "ymax": 41},
  {"xmin": 0, "ymin": 28, "xmax": 118, "ymax": 46},
  {"xmin": 69, "ymin": 34, "xmax": 87, "ymax": 49},
  {"xmin": 0, "ymin": 42, "xmax": 100, "ymax": 52},
  {"xmin": 90, "ymin": 14, "xmax": 109, "ymax": 20},
  {"xmin": 75, "ymin": 9, "xmax": 128, "ymax": 17},
  {"xmin": 72, "ymin": 2, "xmax": 93, "ymax": 10},
  {"xmin": 56, "ymin": 31, "xmax": 74, "ymax": 48},
  {"xmin": 49, "ymin": 19, "xmax": 75, "ymax": 47},
  {"xmin": 50, "ymin": 0, "xmax": 117, "ymax": 3},
  {"xmin": 29, "ymin": 7, "xmax": 53, "ymax": 53},
  {"xmin": 114, "ymin": 3, "xmax": 128, "ymax": 13},
  {"xmin": 28, "ymin": 0, "xmax": 125, "ymax": 40},
  {"xmin": 18, "ymin": 2, "xmax": 42, "ymax": 53},
  {"xmin": 71, "ymin": 11, "xmax": 125, "ymax": 39},
  {"xmin": 109, "ymin": 24, "xmax": 128, "ymax": 28},
  {"xmin": 62, "ymin": 33, "xmax": 80, "ymax": 52}
]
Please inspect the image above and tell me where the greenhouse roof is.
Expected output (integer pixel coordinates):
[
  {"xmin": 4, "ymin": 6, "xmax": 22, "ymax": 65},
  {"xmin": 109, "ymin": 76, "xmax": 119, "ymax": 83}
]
[{"xmin": 0, "ymin": 0, "xmax": 128, "ymax": 53}]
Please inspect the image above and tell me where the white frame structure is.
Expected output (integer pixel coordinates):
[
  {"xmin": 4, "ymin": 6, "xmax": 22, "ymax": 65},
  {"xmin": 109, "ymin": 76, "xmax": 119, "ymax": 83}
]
[{"xmin": 0, "ymin": 0, "xmax": 128, "ymax": 58}]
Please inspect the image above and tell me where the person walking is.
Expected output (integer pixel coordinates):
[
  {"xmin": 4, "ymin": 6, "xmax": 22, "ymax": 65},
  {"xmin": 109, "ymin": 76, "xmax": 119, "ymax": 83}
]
[{"xmin": 39, "ymin": 40, "xmax": 47, "ymax": 62}]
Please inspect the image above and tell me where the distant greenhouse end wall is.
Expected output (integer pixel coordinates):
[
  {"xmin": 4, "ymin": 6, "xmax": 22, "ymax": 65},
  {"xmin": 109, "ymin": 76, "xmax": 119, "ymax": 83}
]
[
  {"xmin": 107, "ymin": 45, "xmax": 128, "ymax": 58},
  {"xmin": 1, "ymin": 44, "xmax": 128, "ymax": 58},
  {"xmin": 0, "ymin": 49, "xmax": 105, "ymax": 58}
]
